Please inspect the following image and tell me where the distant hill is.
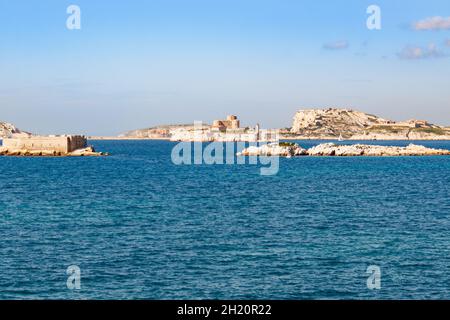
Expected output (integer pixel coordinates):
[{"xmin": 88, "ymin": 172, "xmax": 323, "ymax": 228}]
[
  {"xmin": 288, "ymin": 108, "xmax": 450, "ymax": 140},
  {"xmin": 290, "ymin": 108, "xmax": 392, "ymax": 136},
  {"xmin": 120, "ymin": 109, "xmax": 450, "ymax": 141},
  {"xmin": 121, "ymin": 124, "xmax": 211, "ymax": 139}
]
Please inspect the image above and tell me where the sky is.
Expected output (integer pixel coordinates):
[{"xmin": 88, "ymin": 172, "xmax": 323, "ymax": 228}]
[{"xmin": 0, "ymin": 0, "xmax": 450, "ymax": 135}]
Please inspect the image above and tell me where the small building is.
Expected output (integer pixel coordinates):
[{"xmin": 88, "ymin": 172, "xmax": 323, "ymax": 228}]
[
  {"xmin": 2, "ymin": 135, "xmax": 87, "ymax": 153},
  {"xmin": 212, "ymin": 115, "xmax": 240, "ymax": 131}
]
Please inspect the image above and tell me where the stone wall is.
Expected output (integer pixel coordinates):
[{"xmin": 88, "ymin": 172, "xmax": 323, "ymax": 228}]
[
  {"xmin": 68, "ymin": 136, "xmax": 87, "ymax": 152},
  {"xmin": 2, "ymin": 135, "xmax": 87, "ymax": 153}
]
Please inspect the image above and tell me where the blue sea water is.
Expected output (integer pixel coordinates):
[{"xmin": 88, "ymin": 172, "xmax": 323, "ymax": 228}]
[{"xmin": 1, "ymin": 140, "xmax": 450, "ymax": 300}]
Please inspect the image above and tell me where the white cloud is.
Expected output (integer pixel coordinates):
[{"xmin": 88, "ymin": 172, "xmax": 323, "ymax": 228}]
[
  {"xmin": 323, "ymin": 40, "xmax": 349, "ymax": 50},
  {"xmin": 413, "ymin": 16, "xmax": 450, "ymax": 30},
  {"xmin": 398, "ymin": 43, "xmax": 447, "ymax": 60}
]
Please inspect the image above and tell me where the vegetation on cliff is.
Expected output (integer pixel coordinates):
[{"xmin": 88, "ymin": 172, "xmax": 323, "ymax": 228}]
[{"xmin": 288, "ymin": 108, "xmax": 450, "ymax": 140}]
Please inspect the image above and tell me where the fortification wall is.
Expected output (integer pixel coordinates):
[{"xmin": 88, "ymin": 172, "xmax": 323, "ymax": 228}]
[
  {"xmin": 2, "ymin": 136, "xmax": 87, "ymax": 153},
  {"xmin": 68, "ymin": 136, "xmax": 87, "ymax": 152}
]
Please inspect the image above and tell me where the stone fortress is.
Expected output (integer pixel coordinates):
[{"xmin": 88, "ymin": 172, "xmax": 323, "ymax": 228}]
[
  {"xmin": 169, "ymin": 115, "xmax": 279, "ymax": 142},
  {"xmin": 3, "ymin": 135, "xmax": 87, "ymax": 153},
  {"xmin": 1, "ymin": 135, "xmax": 107, "ymax": 156},
  {"xmin": 212, "ymin": 115, "xmax": 240, "ymax": 131}
]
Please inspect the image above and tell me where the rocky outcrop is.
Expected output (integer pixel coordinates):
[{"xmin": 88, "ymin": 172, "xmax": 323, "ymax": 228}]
[
  {"xmin": 237, "ymin": 143, "xmax": 307, "ymax": 157},
  {"xmin": 288, "ymin": 108, "xmax": 450, "ymax": 140},
  {"xmin": 237, "ymin": 142, "xmax": 450, "ymax": 157},
  {"xmin": 307, "ymin": 143, "xmax": 450, "ymax": 156},
  {"xmin": 0, "ymin": 146, "xmax": 107, "ymax": 157},
  {"xmin": 290, "ymin": 108, "xmax": 390, "ymax": 137},
  {"xmin": 0, "ymin": 122, "xmax": 30, "ymax": 138},
  {"xmin": 67, "ymin": 146, "xmax": 108, "ymax": 157}
]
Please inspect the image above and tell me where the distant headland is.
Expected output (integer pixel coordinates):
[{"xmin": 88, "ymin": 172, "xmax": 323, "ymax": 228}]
[
  {"xmin": 114, "ymin": 108, "xmax": 450, "ymax": 141},
  {"xmin": 286, "ymin": 108, "xmax": 450, "ymax": 140},
  {"xmin": 3, "ymin": 108, "xmax": 450, "ymax": 144}
]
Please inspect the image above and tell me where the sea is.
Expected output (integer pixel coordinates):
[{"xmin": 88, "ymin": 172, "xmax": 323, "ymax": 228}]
[{"xmin": 1, "ymin": 139, "xmax": 450, "ymax": 299}]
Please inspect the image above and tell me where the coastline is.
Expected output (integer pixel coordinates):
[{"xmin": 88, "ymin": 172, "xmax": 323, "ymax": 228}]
[
  {"xmin": 4, "ymin": 136, "xmax": 450, "ymax": 143},
  {"xmin": 87, "ymin": 136, "xmax": 172, "ymax": 141},
  {"xmin": 86, "ymin": 136, "xmax": 450, "ymax": 141},
  {"xmin": 281, "ymin": 136, "xmax": 450, "ymax": 141}
]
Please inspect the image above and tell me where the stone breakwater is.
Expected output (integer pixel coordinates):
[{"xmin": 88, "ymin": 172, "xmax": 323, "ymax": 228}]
[
  {"xmin": 238, "ymin": 143, "xmax": 450, "ymax": 157},
  {"xmin": 0, "ymin": 146, "xmax": 108, "ymax": 157}
]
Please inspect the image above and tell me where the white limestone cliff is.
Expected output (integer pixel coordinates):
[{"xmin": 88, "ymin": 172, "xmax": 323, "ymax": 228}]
[
  {"xmin": 289, "ymin": 108, "xmax": 450, "ymax": 140},
  {"xmin": 0, "ymin": 122, "xmax": 29, "ymax": 138}
]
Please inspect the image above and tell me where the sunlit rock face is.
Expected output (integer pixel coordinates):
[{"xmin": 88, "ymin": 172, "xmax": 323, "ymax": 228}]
[
  {"xmin": 289, "ymin": 108, "xmax": 450, "ymax": 140},
  {"xmin": 290, "ymin": 108, "xmax": 390, "ymax": 137},
  {"xmin": 0, "ymin": 122, "xmax": 25, "ymax": 138}
]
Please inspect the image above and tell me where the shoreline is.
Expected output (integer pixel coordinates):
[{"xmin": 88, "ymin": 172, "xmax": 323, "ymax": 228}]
[
  {"xmin": 4, "ymin": 137, "xmax": 450, "ymax": 142},
  {"xmin": 87, "ymin": 136, "xmax": 171, "ymax": 141},
  {"xmin": 238, "ymin": 142, "xmax": 450, "ymax": 157},
  {"xmin": 280, "ymin": 136, "xmax": 450, "ymax": 141},
  {"xmin": 87, "ymin": 136, "xmax": 450, "ymax": 141}
]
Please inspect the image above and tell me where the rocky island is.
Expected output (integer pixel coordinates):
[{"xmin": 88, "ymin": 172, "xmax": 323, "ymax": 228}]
[
  {"xmin": 120, "ymin": 108, "xmax": 450, "ymax": 141},
  {"xmin": 120, "ymin": 115, "xmax": 274, "ymax": 142},
  {"xmin": 284, "ymin": 108, "xmax": 450, "ymax": 140},
  {"xmin": 237, "ymin": 142, "xmax": 450, "ymax": 157}
]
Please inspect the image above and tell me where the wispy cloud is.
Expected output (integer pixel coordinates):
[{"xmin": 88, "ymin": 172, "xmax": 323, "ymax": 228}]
[
  {"xmin": 413, "ymin": 16, "xmax": 450, "ymax": 30},
  {"xmin": 398, "ymin": 43, "xmax": 447, "ymax": 60},
  {"xmin": 323, "ymin": 40, "xmax": 349, "ymax": 50},
  {"xmin": 446, "ymin": 39, "xmax": 450, "ymax": 47}
]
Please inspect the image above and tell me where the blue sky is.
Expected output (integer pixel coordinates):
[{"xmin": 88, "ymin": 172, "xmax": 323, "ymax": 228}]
[{"xmin": 0, "ymin": 0, "xmax": 449, "ymax": 135}]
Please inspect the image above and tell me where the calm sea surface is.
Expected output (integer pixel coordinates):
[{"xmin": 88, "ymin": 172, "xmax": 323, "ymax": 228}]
[{"xmin": 1, "ymin": 140, "xmax": 450, "ymax": 299}]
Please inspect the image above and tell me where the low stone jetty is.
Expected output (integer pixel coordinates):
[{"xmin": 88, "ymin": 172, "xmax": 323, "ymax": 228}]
[
  {"xmin": 0, "ymin": 146, "xmax": 107, "ymax": 157},
  {"xmin": 238, "ymin": 142, "xmax": 450, "ymax": 157}
]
